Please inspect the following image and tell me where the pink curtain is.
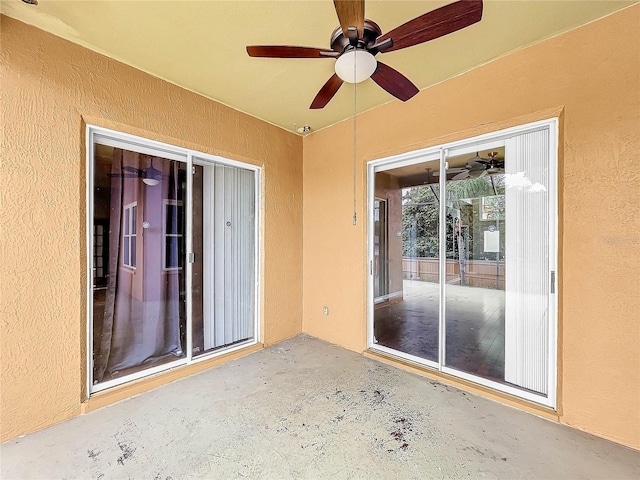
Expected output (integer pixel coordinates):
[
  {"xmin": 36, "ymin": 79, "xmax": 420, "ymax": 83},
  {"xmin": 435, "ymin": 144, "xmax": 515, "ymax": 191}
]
[{"xmin": 94, "ymin": 150, "xmax": 184, "ymax": 383}]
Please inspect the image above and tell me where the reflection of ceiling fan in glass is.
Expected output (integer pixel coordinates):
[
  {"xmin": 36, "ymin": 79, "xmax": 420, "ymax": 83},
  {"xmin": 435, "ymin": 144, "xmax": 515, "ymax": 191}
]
[
  {"xmin": 452, "ymin": 152, "xmax": 504, "ymax": 180},
  {"xmin": 112, "ymin": 157, "xmax": 162, "ymax": 186},
  {"xmin": 431, "ymin": 151, "xmax": 504, "ymax": 181}
]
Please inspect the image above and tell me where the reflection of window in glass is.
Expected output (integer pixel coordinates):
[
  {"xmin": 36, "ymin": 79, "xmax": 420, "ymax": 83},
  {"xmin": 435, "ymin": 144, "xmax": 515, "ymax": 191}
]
[
  {"xmin": 94, "ymin": 225, "xmax": 104, "ymax": 278},
  {"xmin": 481, "ymin": 195, "xmax": 505, "ymax": 221},
  {"xmin": 163, "ymin": 200, "xmax": 184, "ymax": 270},
  {"xmin": 122, "ymin": 202, "xmax": 137, "ymax": 269}
]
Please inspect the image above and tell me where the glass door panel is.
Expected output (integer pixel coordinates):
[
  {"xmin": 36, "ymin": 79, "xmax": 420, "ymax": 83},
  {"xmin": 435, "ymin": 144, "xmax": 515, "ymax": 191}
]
[
  {"xmin": 443, "ymin": 130, "xmax": 553, "ymax": 399},
  {"xmin": 372, "ymin": 159, "xmax": 440, "ymax": 363},
  {"xmin": 502, "ymin": 130, "xmax": 553, "ymax": 396},
  {"xmin": 443, "ymin": 150, "xmax": 506, "ymax": 384},
  {"xmin": 92, "ymin": 145, "xmax": 187, "ymax": 387},
  {"xmin": 191, "ymin": 161, "xmax": 256, "ymax": 357}
]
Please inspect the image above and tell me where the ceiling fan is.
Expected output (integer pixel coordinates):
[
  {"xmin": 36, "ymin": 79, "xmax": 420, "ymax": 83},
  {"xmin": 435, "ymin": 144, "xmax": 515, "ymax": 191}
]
[
  {"xmin": 452, "ymin": 152, "xmax": 504, "ymax": 180},
  {"xmin": 247, "ymin": 0, "xmax": 483, "ymax": 109}
]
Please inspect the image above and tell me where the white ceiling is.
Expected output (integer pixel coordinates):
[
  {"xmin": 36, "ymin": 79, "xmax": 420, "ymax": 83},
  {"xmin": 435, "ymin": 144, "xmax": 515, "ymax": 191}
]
[{"xmin": 2, "ymin": 0, "xmax": 636, "ymax": 133}]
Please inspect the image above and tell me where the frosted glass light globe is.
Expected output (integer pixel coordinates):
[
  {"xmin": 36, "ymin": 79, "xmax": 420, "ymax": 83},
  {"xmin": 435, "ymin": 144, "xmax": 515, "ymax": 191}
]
[{"xmin": 334, "ymin": 50, "xmax": 377, "ymax": 84}]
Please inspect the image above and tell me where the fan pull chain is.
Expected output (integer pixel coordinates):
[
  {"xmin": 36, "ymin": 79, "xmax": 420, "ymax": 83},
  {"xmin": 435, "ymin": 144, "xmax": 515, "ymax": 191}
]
[{"xmin": 352, "ymin": 58, "xmax": 357, "ymax": 226}]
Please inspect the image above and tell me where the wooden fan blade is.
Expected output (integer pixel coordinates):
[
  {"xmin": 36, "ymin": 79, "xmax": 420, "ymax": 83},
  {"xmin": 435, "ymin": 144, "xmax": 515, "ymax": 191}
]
[
  {"xmin": 469, "ymin": 169, "xmax": 487, "ymax": 179},
  {"xmin": 246, "ymin": 46, "xmax": 338, "ymax": 58},
  {"xmin": 310, "ymin": 74, "xmax": 344, "ymax": 109},
  {"xmin": 370, "ymin": 62, "xmax": 419, "ymax": 102},
  {"xmin": 333, "ymin": 0, "xmax": 365, "ymax": 39},
  {"xmin": 122, "ymin": 165, "xmax": 143, "ymax": 175},
  {"xmin": 108, "ymin": 173, "xmax": 139, "ymax": 178},
  {"xmin": 434, "ymin": 168, "xmax": 466, "ymax": 176},
  {"xmin": 376, "ymin": 0, "xmax": 483, "ymax": 53}
]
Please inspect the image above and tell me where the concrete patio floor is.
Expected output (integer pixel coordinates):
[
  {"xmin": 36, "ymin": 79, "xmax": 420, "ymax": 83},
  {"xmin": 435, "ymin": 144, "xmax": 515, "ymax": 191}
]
[{"xmin": 2, "ymin": 335, "xmax": 638, "ymax": 479}]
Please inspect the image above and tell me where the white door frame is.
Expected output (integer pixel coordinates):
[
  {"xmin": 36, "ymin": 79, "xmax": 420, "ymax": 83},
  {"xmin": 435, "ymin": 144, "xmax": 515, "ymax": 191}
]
[
  {"xmin": 366, "ymin": 118, "xmax": 558, "ymax": 408},
  {"xmin": 86, "ymin": 124, "xmax": 261, "ymax": 395}
]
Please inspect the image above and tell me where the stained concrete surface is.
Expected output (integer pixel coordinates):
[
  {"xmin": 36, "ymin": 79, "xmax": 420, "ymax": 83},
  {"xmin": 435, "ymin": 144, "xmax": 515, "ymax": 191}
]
[{"xmin": 2, "ymin": 335, "xmax": 638, "ymax": 479}]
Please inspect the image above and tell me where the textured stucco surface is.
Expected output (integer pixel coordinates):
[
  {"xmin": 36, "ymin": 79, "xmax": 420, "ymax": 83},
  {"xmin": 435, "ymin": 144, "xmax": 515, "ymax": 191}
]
[
  {"xmin": 1, "ymin": 15, "xmax": 302, "ymax": 442},
  {"xmin": 302, "ymin": 6, "xmax": 640, "ymax": 449}
]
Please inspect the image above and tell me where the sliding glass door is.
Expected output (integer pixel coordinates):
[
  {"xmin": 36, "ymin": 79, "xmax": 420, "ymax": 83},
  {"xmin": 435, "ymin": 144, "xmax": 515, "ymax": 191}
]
[
  {"xmin": 443, "ymin": 164, "xmax": 506, "ymax": 384},
  {"xmin": 88, "ymin": 126, "xmax": 259, "ymax": 393},
  {"xmin": 368, "ymin": 119, "xmax": 557, "ymax": 407},
  {"xmin": 191, "ymin": 161, "xmax": 256, "ymax": 357},
  {"xmin": 371, "ymin": 158, "xmax": 441, "ymax": 366}
]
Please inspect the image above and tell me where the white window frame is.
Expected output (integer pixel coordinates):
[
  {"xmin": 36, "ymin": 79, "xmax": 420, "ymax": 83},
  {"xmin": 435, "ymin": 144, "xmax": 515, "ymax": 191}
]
[
  {"xmin": 86, "ymin": 124, "xmax": 262, "ymax": 396},
  {"xmin": 122, "ymin": 202, "xmax": 137, "ymax": 269},
  {"xmin": 366, "ymin": 118, "xmax": 558, "ymax": 409}
]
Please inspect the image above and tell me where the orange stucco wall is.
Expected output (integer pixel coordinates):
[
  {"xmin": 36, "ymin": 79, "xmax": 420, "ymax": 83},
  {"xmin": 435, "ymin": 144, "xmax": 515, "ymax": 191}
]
[
  {"xmin": 1, "ymin": 6, "xmax": 638, "ymax": 450},
  {"xmin": 303, "ymin": 6, "xmax": 639, "ymax": 449},
  {"xmin": 1, "ymin": 16, "xmax": 302, "ymax": 442}
]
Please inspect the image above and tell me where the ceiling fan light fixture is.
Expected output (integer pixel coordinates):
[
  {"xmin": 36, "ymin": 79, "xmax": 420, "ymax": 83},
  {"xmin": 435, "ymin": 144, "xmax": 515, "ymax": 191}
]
[
  {"xmin": 334, "ymin": 50, "xmax": 377, "ymax": 84},
  {"xmin": 142, "ymin": 178, "xmax": 160, "ymax": 186},
  {"xmin": 142, "ymin": 165, "xmax": 161, "ymax": 186}
]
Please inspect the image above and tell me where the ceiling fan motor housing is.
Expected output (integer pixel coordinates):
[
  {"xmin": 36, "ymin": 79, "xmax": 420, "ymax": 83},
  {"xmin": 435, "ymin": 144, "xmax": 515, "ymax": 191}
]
[{"xmin": 330, "ymin": 19, "xmax": 382, "ymax": 54}]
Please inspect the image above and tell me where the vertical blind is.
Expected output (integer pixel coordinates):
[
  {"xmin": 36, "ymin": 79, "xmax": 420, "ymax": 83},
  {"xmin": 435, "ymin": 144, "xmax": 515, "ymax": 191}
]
[
  {"xmin": 504, "ymin": 129, "xmax": 550, "ymax": 395},
  {"xmin": 203, "ymin": 164, "xmax": 256, "ymax": 350}
]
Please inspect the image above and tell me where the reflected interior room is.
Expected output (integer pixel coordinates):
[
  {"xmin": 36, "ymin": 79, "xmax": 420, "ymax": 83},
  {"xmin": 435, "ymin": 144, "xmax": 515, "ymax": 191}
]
[{"xmin": 373, "ymin": 149, "xmax": 508, "ymax": 386}]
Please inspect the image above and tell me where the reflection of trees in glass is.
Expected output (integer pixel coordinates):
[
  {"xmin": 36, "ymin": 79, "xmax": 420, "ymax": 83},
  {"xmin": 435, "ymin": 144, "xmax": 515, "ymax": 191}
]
[
  {"xmin": 447, "ymin": 175, "xmax": 505, "ymax": 201},
  {"xmin": 402, "ymin": 186, "xmax": 445, "ymax": 258},
  {"xmin": 402, "ymin": 175, "xmax": 506, "ymax": 259},
  {"xmin": 403, "ymin": 187, "xmax": 432, "ymax": 257}
]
